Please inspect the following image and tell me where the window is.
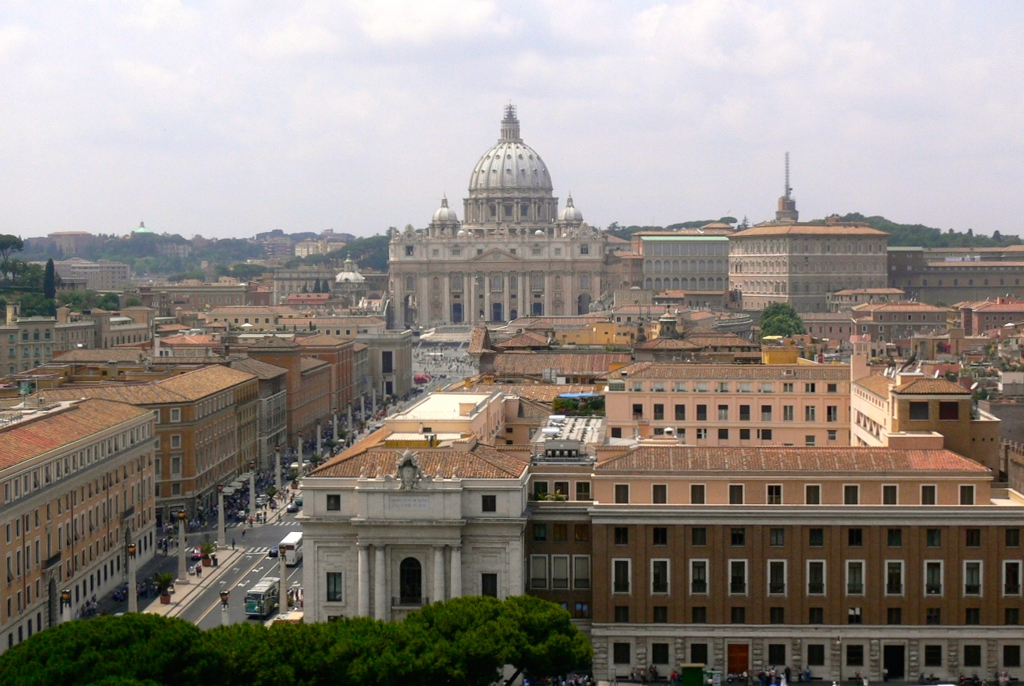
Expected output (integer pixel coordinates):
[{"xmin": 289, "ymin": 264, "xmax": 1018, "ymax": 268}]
[
  {"xmin": 1005, "ymin": 646, "xmax": 1022, "ymax": 668},
  {"xmin": 805, "ymin": 406, "xmax": 816, "ymax": 421},
  {"xmin": 805, "ymin": 435, "xmax": 816, "ymax": 447},
  {"xmin": 690, "ymin": 484, "xmax": 705, "ymax": 504},
  {"xmin": 883, "ymin": 485, "xmax": 898, "ymax": 505},
  {"xmin": 654, "ymin": 404, "xmax": 664, "ymax": 420},
  {"xmin": 965, "ymin": 561, "xmax": 982, "ymax": 595},
  {"xmin": 807, "ymin": 644, "xmax": 825, "ymax": 666},
  {"xmin": 966, "ymin": 608, "xmax": 981, "ymax": 625},
  {"xmin": 718, "ymin": 405, "xmax": 729, "ymax": 420},
  {"xmin": 809, "ymin": 528, "xmax": 824, "ymax": 546},
  {"xmin": 326, "ymin": 572, "xmax": 343, "ymax": 602},
  {"xmin": 481, "ymin": 495, "xmax": 496, "ymax": 512},
  {"xmin": 614, "ymin": 527, "xmax": 629, "ymax": 545},
  {"xmin": 169, "ymin": 408, "xmax": 181, "ymax": 423},
  {"xmin": 553, "ymin": 524, "xmax": 567, "ymax": 542},
  {"xmin": 769, "ymin": 560, "xmax": 786, "ymax": 594},
  {"xmin": 966, "ymin": 528, "xmax": 981, "ymax": 547},
  {"xmin": 808, "ymin": 607, "xmax": 824, "ymax": 624},
  {"xmin": 769, "ymin": 607, "xmax": 785, "ymax": 624},
  {"xmin": 847, "ymin": 645, "xmax": 864, "ymax": 667},
  {"xmin": 1005, "ymin": 561, "xmax": 1021, "ymax": 595},
  {"xmin": 573, "ymin": 556, "xmax": 591, "ymax": 590},
  {"xmin": 843, "ymin": 485, "xmax": 859, "ymax": 505},
  {"xmin": 574, "ymin": 524, "xmax": 590, "ymax": 542},
  {"xmin": 481, "ymin": 573, "xmax": 498, "ymax": 597},
  {"xmin": 827, "ymin": 406, "xmax": 838, "ymax": 422},
  {"xmin": 170, "ymin": 435, "xmax": 181, "ymax": 450},
  {"xmin": 691, "ymin": 643, "xmax": 709, "ymax": 663},
  {"xmin": 927, "ymin": 529, "xmax": 941, "ymax": 547},
  {"xmin": 674, "ymin": 404, "xmax": 686, "ymax": 420},
  {"xmin": 761, "ymin": 405, "xmax": 772, "ymax": 421},
  {"xmin": 909, "ymin": 402, "xmax": 929, "ymax": 420},
  {"xmin": 1007, "ymin": 528, "xmax": 1021, "ymax": 547},
  {"xmin": 533, "ymin": 524, "xmax": 547, "ymax": 542},
  {"xmin": 807, "ymin": 561, "xmax": 825, "ymax": 594},
  {"xmin": 1007, "ymin": 608, "xmax": 1020, "ymax": 625},
  {"xmin": 805, "ymin": 485, "xmax": 821, "ymax": 505},
  {"xmin": 613, "ymin": 559, "xmax": 631, "ymax": 593},
  {"xmin": 653, "ymin": 606, "xmax": 668, "ymax": 623},
  {"xmin": 651, "ymin": 560, "xmax": 670, "ymax": 594},
  {"xmin": 576, "ymin": 482, "xmax": 591, "ymax": 501},
  {"xmin": 783, "ymin": 405, "xmax": 794, "ymax": 421},
  {"xmin": 939, "ymin": 401, "xmax": 960, "ymax": 420},
  {"xmin": 552, "ymin": 556, "xmax": 569, "ymax": 589},
  {"xmin": 805, "ymin": 383, "xmax": 816, "ymax": 393},
  {"xmin": 717, "ymin": 428, "xmax": 729, "ymax": 440},
  {"xmin": 653, "ymin": 527, "xmax": 668, "ymax": 546},
  {"xmin": 770, "ymin": 528, "xmax": 785, "ymax": 546},
  {"xmin": 696, "ymin": 404, "xmax": 707, "ymax": 421},
  {"xmin": 827, "ymin": 383, "xmax": 838, "ymax": 393},
  {"xmin": 729, "ymin": 484, "xmax": 744, "ymax": 504},
  {"xmin": 739, "ymin": 405, "xmax": 750, "ymax": 421},
  {"xmin": 964, "ymin": 645, "xmax": 982, "ymax": 668},
  {"xmin": 696, "ymin": 428, "xmax": 707, "ymax": 440},
  {"xmin": 326, "ymin": 495, "xmax": 341, "ymax": 511},
  {"xmin": 888, "ymin": 607, "xmax": 903, "ymax": 625},
  {"xmin": 848, "ymin": 606, "xmax": 862, "ymax": 624},
  {"xmin": 652, "ymin": 484, "xmax": 667, "ymax": 504},
  {"xmin": 828, "ymin": 430, "xmax": 837, "ymax": 441},
  {"xmin": 692, "ymin": 606, "xmax": 707, "ymax": 623},
  {"xmin": 848, "ymin": 528, "xmax": 863, "ymax": 546},
  {"xmin": 768, "ymin": 644, "xmax": 786, "ymax": 665},
  {"xmin": 613, "ymin": 643, "xmax": 631, "ymax": 665},
  {"xmin": 530, "ymin": 555, "xmax": 547, "ymax": 589},
  {"xmin": 922, "ymin": 485, "xmax": 937, "ymax": 505},
  {"xmin": 691, "ymin": 528, "xmax": 707, "ymax": 546},
  {"xmin": 924, "ymin": 645, "xmax": 942, "ymax": 668},
  {"xmin": 767, "ymin": 484, "xmax": 782, "ymax": 505},
  {"xmin": 691, "ymin": 560, "xmax": 708, "ymax": 593},
  {"xmin": 847, "ymin": 561, "xmax": 864, "ymax": 594},
  {"xmin": 731, "ymin": 606, "xmax": 746, "ymax": 624},
  {"xmin": 731, "ymin": 528, "xmax": 745, "ymax": 546},
  {"xmin": 615, "ymin": 484, "xmax": 629, "ymax": 504},
  {"xmin": 926, "ymin": 561, "xmax": 943, "ymax": 595},
  {"xmin": 960, "ymin": 485, "xmax": 975, "ymax": 505},
  {"xmin": 887, "ymin": 561, "xmax": 904, "ymax": 595}
]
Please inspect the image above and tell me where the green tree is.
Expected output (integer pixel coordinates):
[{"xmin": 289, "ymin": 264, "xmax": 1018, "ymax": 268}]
[
  {"xmin": 18, "ymin": 293, "xmax": 55, "ymax": 317},
  {"xmin": 43, "ymin": 259, "xmax": 56, "ymax": 300},
  {"xmin": 125, "ymin": 296, "xmax": 142, "ymax": 307},
  {"xmin": 0, "ymin": 235, "xmax": 24, "ymax": 263},
  {"xmin": 760, "ymin": 302, "xmax": 804, "ymax": 338},
  {"xmin": 96, "ymin": 293, "xmax": 120, "ymax": 310}
]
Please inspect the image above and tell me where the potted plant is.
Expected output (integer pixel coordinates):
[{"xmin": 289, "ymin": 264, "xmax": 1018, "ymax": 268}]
[
  {"xmin": 156, "ymin": 572, "xmax": 175, "ymax": 604},
  {"xmin": 200, "ymin": 541, "xmax": 217, "ymax": 567}
]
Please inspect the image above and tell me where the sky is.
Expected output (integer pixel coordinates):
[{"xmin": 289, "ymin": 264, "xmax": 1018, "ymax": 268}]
[{"xmin": 0, "ymin": 1, "xmax": 1022, "ymax": 240}]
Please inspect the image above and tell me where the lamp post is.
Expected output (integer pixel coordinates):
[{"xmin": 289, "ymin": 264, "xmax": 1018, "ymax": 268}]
[
  {"xmin": 316, "ymin": 421, "xmax": 323, "ymax": 460},
  {"xmin": 248, "ymin": 461, "xmax": 256, "ymax": 525},
  {"xmin": 332, "ymin": 409, "xmax": 338, "ymax": 452},
  {"xmin": 275, "ymin": 447, "xmax": 282, "ymax": 494},
  {"xmin": 297, "ymin": 435, "xmax": 304, "ymax": 474},
  {"xmin": 127, "ymin": 542, "xmax": 138, "ymax": 613},
  {"xmin": 60, "ymin": 588, "xmax": 72, "ymax": 623},
  {"xmin": 219, "ymin": 589, "xmax": 231, "ymax": 627},
  {"xmin": 836, "ymin": 635, "xmax": 842, "ymax": 684},
  {"xmin": 177, "ymin": 510, "xmax": 189, "ymax": 585},
  {"xmin": 217, "ymin": 485, "xmax": 226, "ymax": 548}
]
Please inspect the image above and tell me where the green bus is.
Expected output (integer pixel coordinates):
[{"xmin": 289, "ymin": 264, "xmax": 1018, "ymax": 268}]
[{"xmin": 244, "ymin": 577, "xmax": 280, "ymax": 618}]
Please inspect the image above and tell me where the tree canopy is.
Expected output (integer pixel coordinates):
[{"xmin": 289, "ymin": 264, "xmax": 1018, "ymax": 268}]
[
  {"xmin": 840, "ymin": 213, "xmax": 1020, "ymax": 248},
  {"xmin": 0, "ymin": 596, "xmax": 591, "ymax": 686},
  {"xmin": 759, "ymin": 302, "xmax": 804, "ymax": 338}
]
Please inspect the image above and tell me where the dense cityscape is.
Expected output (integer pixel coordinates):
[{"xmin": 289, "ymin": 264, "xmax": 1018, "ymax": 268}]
[{"xmin": 2, "ymin": 4, "xmax": 1024, "ymax": 685}]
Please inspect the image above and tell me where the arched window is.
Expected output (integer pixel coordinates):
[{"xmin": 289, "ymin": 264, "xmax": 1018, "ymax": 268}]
[
  {"xmin": 400, "ymin": 558, "xmax": 422, "ymax": 604},
  {"xmin": 405, "ymin": 276, "xmax": 414, "ymax": 291}
]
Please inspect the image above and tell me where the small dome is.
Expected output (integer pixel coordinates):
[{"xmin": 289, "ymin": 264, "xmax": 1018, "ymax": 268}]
[
  {"xmin": 558, "ymin": 194, "xmax": 583, "ymax": 222},
  {"xmin": 534, "ymin": 229, "xmax": 546, "ymax": 236},
  {"xmin": 431, "ymin": 195, "xmax": 459, "ymax": 224},
  {"xmin": 457, "ymin": 229, "xmax": 468, "ymax": 237},
  {"xmin": 133, "ymin": 221, "xmax": 153, "ymax": 234}
]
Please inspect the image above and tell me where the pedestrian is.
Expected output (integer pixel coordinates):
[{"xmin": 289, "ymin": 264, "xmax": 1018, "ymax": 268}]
[
  {"xmin": 231, "ymin": 537, "xmax": 235, "ymax": 549},
  {"xmin": 241, "ymin": 529, "xmax": 246, "ymax": 540},
  {"xmin": 196, "ymin": 564, "xmax": 202, "ymax": 579}
]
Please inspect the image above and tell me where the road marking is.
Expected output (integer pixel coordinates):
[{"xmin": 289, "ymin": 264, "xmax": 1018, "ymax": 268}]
[{"xmin": 194, "ymin": 554, "xmax": 267, "ymax": 626}]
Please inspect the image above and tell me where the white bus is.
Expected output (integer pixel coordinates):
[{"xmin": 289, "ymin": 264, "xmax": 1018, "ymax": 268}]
[{"xmin": 280, "ymin": 531, "xmax": 303, "ymax": 566}]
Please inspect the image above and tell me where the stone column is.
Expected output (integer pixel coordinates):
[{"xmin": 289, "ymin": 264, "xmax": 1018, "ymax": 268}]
[
  {"xmin": 177, "ymin": 515, "xmax": 189, "ymax": 584},
  {"xmin": 357, "ymin": 544, "xmax": 370, "ymax": 617},
  {"xmin": 249, "ymin": 470, "xmax": 256, "ymax": 521},
  {"xmin": 275, "ymin": 449, "xmax": 282, "ymax": 495},
  {"xmin": 450, "ymin": 546, "xmax": 462, "ymax": 598},
  {"xmin": 279, "ymin": 552, "xmax": 287, "ymax": 612},
  {"xmin": 127, "ymin": 547, "xmax": 138, "ymax": 613},
  {"xmin": 374, "ymin": 546, "xmax": 386, "ymax": 620},
  {"xmin": 217, "ymin": 488, "xmax": 226, "ymax": 548},
  {"xmin": 332, "ymin": 412, "xmax": 338, "ymax": 448},
  {"xmin": 316, "ymin": 421, "xmax": 323, "ymax": 458},
  {"xmin": 297, "ymin": 436, "xmax": 304, "ymax": 474},
  {"xmin": 433, "ymin": 547, "xmax": 445, "ymax": 603},
  {"xmin": 371, "ymin": 386, "xmax": 377, "ymax": 417}
]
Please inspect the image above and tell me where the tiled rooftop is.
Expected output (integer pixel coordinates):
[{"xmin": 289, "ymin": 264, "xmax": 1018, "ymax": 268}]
[
  {"xmin": 616, "ymin": 361, "xmax": 849, "ymax": 380},
  {"xmin": 893, "ymin": 378, "xmax": 970, "ymax": 395},
  {"xmin": 310, "ymin": 444, "xmax": 528, "ymax": 479},
  {"xmin": 493, "ymin": 352, "xmax": 632, "ymax": 377},
  {"xmin": 737, "ymin": 224, "xmax": 886, "ymax": 237},
  {"xmin": 32, "ymin": 365, "xmax": 255, "ymax": 405}
]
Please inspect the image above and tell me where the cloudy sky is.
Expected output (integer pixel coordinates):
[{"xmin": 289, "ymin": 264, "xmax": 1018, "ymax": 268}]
[{"xmin": 1, "ymin": 1, "xmax": 1022, "ymax": 239}]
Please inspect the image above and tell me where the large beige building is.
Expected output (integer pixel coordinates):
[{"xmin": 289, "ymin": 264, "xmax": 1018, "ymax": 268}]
[{"xmin": 389, "ymin": 106, "xmax": 610, "ymax": 327}]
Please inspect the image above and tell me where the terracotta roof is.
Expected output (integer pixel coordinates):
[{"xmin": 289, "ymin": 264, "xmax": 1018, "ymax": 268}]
[
  {"xmin": 309, "ymin": 445, "xmax": 528, "ymax": 479},
  {"xmin": 853, "ymin": 374, "xmax": 895, "ymax": 397},
  {"xmin": 228, "ymin": 357, "xmax": 288, "ymax": 380},
  {"xmin": 634, "ymin": 338, "xmax": 701, "ymax": 350},
  {"xmin": 832, "ymin": 288, "xmax": 906, "ymax": 295},
  {"xmin": 970, "ymin": 302, "xmax": 1024, "ymax": 312},
  {"xmin": 34, "ymin": 365, "xmax": 255, "ymax": 405},
  {"xmin": 0, "ymin": 399, "xmax": 153, "ymax": 472},
  {"xmin": 736, "ymin": 223, "xmax": 886, "ymax": 237},
  {"xmin": 159, "ymin": 334, "xmax": 216, "ymax": 345},
  {"xmin": 492, "ymin": 352, "xmax": 631, "ymax": 377},
  {"xmin": 299, "ymin": 357, "xmax": 329, "ymax": 372},
  {"xmin": 617, "ymin": 361, "xmax": 849, "ymax": 380},
  {"xmin": 893, "ymin": 378, "xmax": 970, "ymax": 395},
  {"xmin": 496, "ymin": 331, "xmax": 549, "ymax": 349},
  {"xmin": 295, "ymin": 334, "xmax": 351, "ymax": 347},
  {"xmin": 247, "ymin": 336, "xmax": 299, "ymax": 350},
  {"xmin": 54, "ymin": 349, "xmax": 145, "ymax": 363},
  {"xmin": 468, "ymin": 327, "xmax": 493, "ymax": 354},
  {"xmin": 853, "ymin": 302, "xmax": 948, "ymax": 313},
  {"xmin": 684, "ymin": 334, "xmax": 760, "ymax": 349},
  {"xmin": 207, "ymin": 306, "xmax": 299, "ymax": 315},
  {"xmin": 461, "ymin": 383, "xmax": 598, "ymax": 402},
  {"xmin": 597, "ymin": 446, "xmax": 988, "ymax": 473}
]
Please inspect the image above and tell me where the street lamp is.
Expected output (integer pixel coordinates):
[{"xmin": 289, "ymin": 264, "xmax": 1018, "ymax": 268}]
[
  {"xmin": 60, "ymin": 588, "xmax": 72, "ymax": 623},
  {"xmin": 127, "ymin": 542, "xmax": 138, "ymax": 613},
  {"xmin": 835, "ymin": 635, "xmax": 843, "ymax": 683},
  {"xmin": 177, "ymin": 510, "xmax": 189, "ymax": 585},
  {"xmin": 219, "ymin": 589, "xmax": 231, "ymax": 627},
  {"xmin": 249, "ymin": 461, "xmax": 256, "ymax": 526},
  {"xmin": 217, "ymin": 484, "xmax": 226, "ymax": 548}
]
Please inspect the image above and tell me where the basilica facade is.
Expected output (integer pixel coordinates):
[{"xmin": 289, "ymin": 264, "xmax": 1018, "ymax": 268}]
[{"xmin": 389, "ymin": 106, "xmax": 611, "ymax": 328}]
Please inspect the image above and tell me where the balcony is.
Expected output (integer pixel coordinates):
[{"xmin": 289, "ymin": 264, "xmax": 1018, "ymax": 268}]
[
  {"xmin": 730, "ymin": 581, "xmax": 747, "ymax": 594},
  {"xmin": 926, "ymin": 584, "xmax": 942, "ymax": 595},
  {"xmin": 573, "ymin": 578, "xmax": 590, "ymax": 590},
  {"xmin": 847, "ymin": 583, "xmax": 864, "ymax": 594},
  {"xmin": 1005, "ymin": 583, "xmax": 1021, "ymax": 595},
  {"xmin": 808, "ymin": 582, "xmax": 825, "ymax": 594},
  {"xmin": 552, "ymin": 578, "xmax": 569, "ymax": 590},
  {"xmin": 769, "ymin": 583, "xmax": 786, "ymax": 594},
  {"xmin": 392, "ymin": 596, "xmax": 429, "ymax": 607},
  {"xmin": 613, "ymin": 582, "xmax": 630, "ymax": 593},
  {"xmin": 691, "ymin": 580, "xmax": 707, "ymax": 594},
  {"xmin": 886, "ymin": 583, "xmax": 903, "ymax": 595},
  {"xmin": 965, "ymin": 584, "xmax": 981, "ymax": 595},
  {"xmin": 652, "ymin": 582, "xmax": 669, "ymax": 594}
]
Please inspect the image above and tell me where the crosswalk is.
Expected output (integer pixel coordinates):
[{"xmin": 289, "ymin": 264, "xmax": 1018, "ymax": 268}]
[{"xmin": 244, "ymin": 546, "xmax": 275, "ymax": 556}]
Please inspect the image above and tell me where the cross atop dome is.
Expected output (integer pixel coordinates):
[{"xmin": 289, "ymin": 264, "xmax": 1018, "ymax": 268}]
[{"xmin": 500, "ymin": 103, "xmax": 521, "ymax": 142}]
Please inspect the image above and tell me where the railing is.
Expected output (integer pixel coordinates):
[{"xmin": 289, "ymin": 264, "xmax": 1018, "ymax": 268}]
[
  {"xmin": 808, "ymin": 582, "xmax": 825, "ymax": 594},
  {"xmin": 847, "ymin": 583, "xmax": 864, "ymax": 594},
  {"xmin": 573, "ymin": 578, "xmax": 590, "ymax": 590},
  {"xmin": 965, "ymin": 584, "xmax": 981, "ymax": 595},
  {"xmin": 652, "ymin": 582, "xmax": 669, "ymax": 594},
  {"xmin": 552, "ymin": 578, "xmax": 569, "ymax": 590},
  {"xmin": 613, "ymin": 582, "xmax": 630, "ymax": 593},
  {"xmin": 730, "ymin": 581, "xmax": 746, "ymax": 594},
  {"xmin": 769, "ymin": 583, "xmax": 786, "ymax": 594},
  {"xmin": 887, "ymin": 583, "xmax": 903, "ymax": 594},
  {"xmin": 1006, "ymin": 583, "xmax": 1021, "ymax": 595},
  {"xmin": 530, "ymin": 578, "xmax": 547, "ymax": 589},
  {"xmin": 691, "ymin": 580, "xmax": 707, "ymax": 593},
  {"xmin": 393, "ymin": 596, "xmax": 429, "ymax": 607},
  {"xmin": 926, "ymin": 584, "xmax": 942, "ymax": 595}
]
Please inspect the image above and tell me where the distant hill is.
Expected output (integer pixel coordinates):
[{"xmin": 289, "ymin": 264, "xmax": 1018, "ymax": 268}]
[{"xmin": 839, "ymin": 213, "xmax": 1021, "ymax": 248}]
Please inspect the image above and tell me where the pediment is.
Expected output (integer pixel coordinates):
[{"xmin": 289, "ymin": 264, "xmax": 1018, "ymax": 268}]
[{"xmin": 469, "ymin": 248, "xmax": 522, "ymax": 262}]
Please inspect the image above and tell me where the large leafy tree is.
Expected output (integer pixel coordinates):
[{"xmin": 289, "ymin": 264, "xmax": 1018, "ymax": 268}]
[
  {"xmin": 0, "ymin": 234, "xmax": 24, "ymax": 263},
  {"xmin": 760, "ymin": 302, "xmax": 804, "ymax": 338}
]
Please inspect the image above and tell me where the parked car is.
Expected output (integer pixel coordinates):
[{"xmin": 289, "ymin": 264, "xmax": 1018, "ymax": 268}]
[
  {"xmin": 294, "ymin": 496, "xmax": 303, "ymax": 506},
  {"xmin": 286, "ymin": 502, "xmax": 299, "ymax": 513},
  {"xmin": 190, "ymin": 547, "xmax": 203, "ymax": 561},
  {"xmin": 268, "ymin": 545, "xmax": 279, "ymax": 558}
]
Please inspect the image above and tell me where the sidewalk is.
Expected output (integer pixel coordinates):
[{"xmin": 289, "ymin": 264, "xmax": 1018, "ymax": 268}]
[{"xmin": 143, "ymin": 547, "xmax": 249, "ymax": 619}]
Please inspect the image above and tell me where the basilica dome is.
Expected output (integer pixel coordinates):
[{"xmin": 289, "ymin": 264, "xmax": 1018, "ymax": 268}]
[
  {"xmin": 468, "ymin": 105, "xmax": 552, "ymax": 193},
  {"xmin": 431, "ymin": 196, "xmax": 458, "ymax": 223},
  {"xmin": 557, "ymin": 194, "xmax": 583, "ymax": 222}
]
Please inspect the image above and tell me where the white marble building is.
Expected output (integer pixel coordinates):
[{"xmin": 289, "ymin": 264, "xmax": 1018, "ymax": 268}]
[{"xmin": 300, "ymin": 443, "xmax": 529, "ymax": 622}]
